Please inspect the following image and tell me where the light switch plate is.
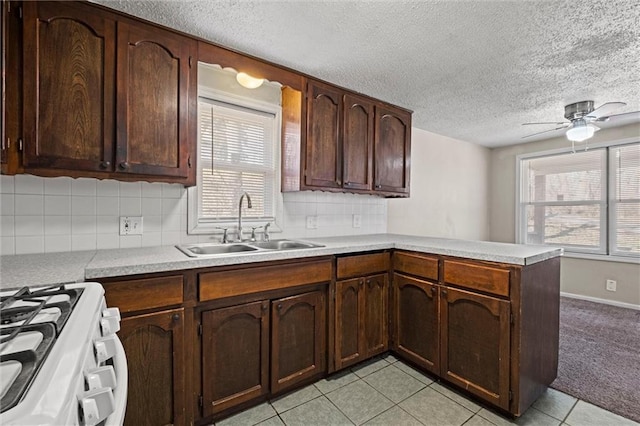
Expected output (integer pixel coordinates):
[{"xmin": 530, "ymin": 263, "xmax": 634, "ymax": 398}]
[
  {"xmin": 352, "ymin": 214, "xmax": 362, "ymax": 228},
  {"xmin": 120, "ymin": 216, "xmax": 143, "ymax": 235}
]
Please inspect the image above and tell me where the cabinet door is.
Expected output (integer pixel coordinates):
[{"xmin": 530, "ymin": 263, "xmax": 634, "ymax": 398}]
[
  {"xmin": 373, "ymin": 106, "xmax": 411, "ymax": 194},
  {"xmin": 271, "ymin": 290, "xmax": 326, "ymax": 393},
  {"xmin": 364, "ymin": 273, "xmax": 389, "ymax": 357},
  {"xmin": 440, "ymin": 287, "xmax": 511, "ymax": 410},
  {"xmin": 335, "ymin": 278, "xmax": 364, "ymax": 370},
  {"xmin": 343, "ymin": 94, "xmax": 373, "ymax": 191},
  {"xmin": 201, "ymin": 301, "xmax": 269, "ymax": 416},
  {"xmin": 393, "ymin": 273, "xmax": 439, "ymax": 374},
  {"xmin": 116, "ymin": 21, "xmax": 195, "ymax": 178},
  {"xmin": 305, "ymin": 81, "xmax": 342, "ymax": 188},
  {"xmin": 119, "ymin": 308, "xmax": 185, "ymax": 426},
  {"xmin": 22, "ymin": 1, "xmax": 115, "ymax": 172}
]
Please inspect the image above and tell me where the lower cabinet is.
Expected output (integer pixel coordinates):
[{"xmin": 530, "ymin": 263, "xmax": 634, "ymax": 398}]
[
  {"xmin": 271, "ymin": 291, "xmax": 326, "ymax": 393},
  {"xmin": 201, "ymin": 301, "xmax": 269, "ymax": 417},
  {"xmin": 392, "ymin": 273, "xmax": 439, "ymax": 375},
  {"xmin": 440, "ymin": 286, "xmax": 511, "ymax": 410},
  {"xmin": 118, "ymin": 308, "xmax": 185, "ymax": 426}
]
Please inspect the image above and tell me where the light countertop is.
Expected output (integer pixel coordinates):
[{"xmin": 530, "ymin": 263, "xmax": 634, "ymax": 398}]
[{"xmin": 0, "ymin": 234, "xmax": 561, "ymax": 289}]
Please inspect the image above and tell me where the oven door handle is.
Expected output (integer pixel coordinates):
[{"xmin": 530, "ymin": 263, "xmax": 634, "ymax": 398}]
[{"xmin": 104, "ymin": 336, "xmax": 128, "ymax": 426}]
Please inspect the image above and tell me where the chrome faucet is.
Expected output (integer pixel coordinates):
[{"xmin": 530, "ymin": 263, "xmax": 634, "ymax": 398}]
[{"xmin": 237, "ymin": 192, "xmax": 252, "ymax": 241}]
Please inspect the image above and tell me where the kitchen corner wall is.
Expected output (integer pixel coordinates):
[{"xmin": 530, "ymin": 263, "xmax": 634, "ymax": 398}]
[
  {"xmin": 387, "ymin": 127, "xmax": 491, "ymax": 241},
  {"xmin": 0, "ymin": 174, "xmax": 386, "ymax": 256}
]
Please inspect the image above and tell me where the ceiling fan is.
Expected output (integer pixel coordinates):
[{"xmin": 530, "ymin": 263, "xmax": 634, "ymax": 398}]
[{"xmin": 522, "ymin": 101, "xmax": 638, "ymax": 151}]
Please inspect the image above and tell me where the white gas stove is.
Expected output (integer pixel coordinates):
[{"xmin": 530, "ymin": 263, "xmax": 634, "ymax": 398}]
[{"xmin": 0, "ymin": 282, "xmax": 127, "ymax": 425}]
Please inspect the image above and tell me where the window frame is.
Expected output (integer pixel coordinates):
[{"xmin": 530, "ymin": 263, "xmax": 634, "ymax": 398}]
[
  {"xmin": 188, "ymin": 87, "xmax": 284, "ymax": 235},
  {"xmin": 515, "ymin": 137, "xmax": 640, "ymax": 264}
]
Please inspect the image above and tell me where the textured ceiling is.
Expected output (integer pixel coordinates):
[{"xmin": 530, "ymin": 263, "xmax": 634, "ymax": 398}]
[{"xmin": 93, "ymin": 0, "xmax": 640, "ymax": 148}]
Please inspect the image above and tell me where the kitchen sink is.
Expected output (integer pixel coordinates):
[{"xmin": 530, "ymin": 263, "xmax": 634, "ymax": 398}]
[
  {"xmin": 176, "ymin": 239, "xmax": 324, "ymax": 257},
  {"xmin": 250, "ymin": 239, "xmax": 324, "ymax": 250}
]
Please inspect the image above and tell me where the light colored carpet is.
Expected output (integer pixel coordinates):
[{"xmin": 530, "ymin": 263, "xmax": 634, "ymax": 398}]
[{"xmin": 550, "ymin": 296, "xmax": 640, "ymax": 422}]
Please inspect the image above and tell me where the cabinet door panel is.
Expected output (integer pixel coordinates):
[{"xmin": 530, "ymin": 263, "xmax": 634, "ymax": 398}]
[
  {"xmin": 393, "ymin": 273, "xmax": 439, "ymax": 374},
  {"xmin": 23, "ymin": 2, "xmax": 115, "ymax": 171},
  {"xmin": 335, "ymin": 278, "xmax": 363, "ymax": 370},
  {"xmin": 343, "ymin": 94, "xmax": 373, "ymax": 190},
  {"xmin": 119, "ymin": 308, "xmax": 184, "ymax": 426},
  {"xmin": 201, "ymin": 301, "xmax": 269, "ymax": 416},
  {"xmin": 364, "ymin": 273, "xmax": 388, "ymax": 357},
  {"xmin": 440, "ymin": 287, "xmax": 510, "ymax": 410},
  {"xmin": 116, "ymin": 22, "xmax": 194, "ymax": 178},
  {"xmin": 305, "ymin": 81, "xmax": 342, "ymax": 188},
  {"xmin": 271, "ymin": 291, "xmax": 326, "ymax": 393},
  {"xmin": 374, "ymin": 106, "xmax": 411, "ymax": 194}
]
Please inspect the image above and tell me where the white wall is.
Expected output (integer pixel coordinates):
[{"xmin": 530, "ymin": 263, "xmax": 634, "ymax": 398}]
[
  {"xmin": 489, "ymin": 123, "xmax": 640, "ymax": 306},
  {"xmin": 387, "ymin": 127, "xmax": 491, "ymax": 240},
  {"xmin": 0, "ymin": 174, "xmax": 386, "ymax": 256}
]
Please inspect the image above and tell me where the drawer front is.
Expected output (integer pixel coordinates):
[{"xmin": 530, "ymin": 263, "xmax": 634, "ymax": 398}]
[
  {"xmin": 443, "ymin": 260, "xmax": 510, "ymax": 297},
  {"xmin": 393, "ymin": 251, "xmax": 438, "ymax": 281},
  {"xmin": 199, "ymin": 259, "xmax": 332, "ymax": 302},
  {"xmin": 104, "ymin": 275, "xmax": 184, "ymax": 313},
  {"xmin": 336, "ymin": 252, "xmax": 390, "ymax": 279}
]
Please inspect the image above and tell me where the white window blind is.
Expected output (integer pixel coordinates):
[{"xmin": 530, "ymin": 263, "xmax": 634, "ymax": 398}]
[
  {"xmin": 197, "ymin": 98, "xmax": 277, "ymax": 222},
  {"xmin": 518, "ymin": 142, "xmax": 640, "ymax": 259},
  {"xmin": 611, "ymin": 143, "xmax": 640, "ymax": 256}
]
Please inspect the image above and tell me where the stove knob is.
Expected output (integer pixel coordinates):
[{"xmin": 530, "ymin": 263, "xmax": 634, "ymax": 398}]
[
  {"xmin": 85, "ymin": 365, "xmax": 117, "ymax": 391},
  {"xmin": 102, "ymin": 307, "xmax": 121, "ymax": 322},
  {"xmin": 100, "ymin": 316, "xmax": 121, "ymax": 336},
  {"xmin": 94, "ymin": 335, "xmax": 117, "ymax": 363},
  {"xmin": 78, "ymin": 388, "xmax": 115, "ymax": 426}
]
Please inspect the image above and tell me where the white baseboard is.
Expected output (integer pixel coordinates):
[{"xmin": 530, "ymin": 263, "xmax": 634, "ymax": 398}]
[{"xmin": 561, "ymin": 292, "xmax": 640, "ymax": 311}]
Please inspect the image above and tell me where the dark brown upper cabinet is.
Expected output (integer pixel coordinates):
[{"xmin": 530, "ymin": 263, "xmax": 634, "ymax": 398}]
[
  {"xmin": 374, "ymin": 106, "xmax": 411, "ymax": 195},
  {"xmin": 16, "ymin": 1, "xmax": 196, "ymax": 185},
  {"xmin": 22, "ymin": 1, "xmax": 116, "ymax": 173},
  {"xmin": 343, "ymin": 93, "xmax": 374, "ymax": 191},
  {"xmin": 286, "ymin": 79, "xmax": 410, "ymax": 197}
]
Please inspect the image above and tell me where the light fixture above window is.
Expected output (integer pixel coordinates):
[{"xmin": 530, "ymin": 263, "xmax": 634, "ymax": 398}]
[{"xmin": 236, "ymin": 72, "xmax": 264, "ymax": 89}]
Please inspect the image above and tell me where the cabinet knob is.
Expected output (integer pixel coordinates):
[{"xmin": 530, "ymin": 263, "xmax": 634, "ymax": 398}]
[
  {"xmin": 172, "ymin": 314, "xmax": 180, "ymax": 322},
  {"xmin": 99, "ymin": 161, "xmax": 110, "ymax": 170},
  {"xmin": 441, "ymin": 289, "xmax": 448, "ymax": 296},
  {"xmin": 375, "ymin": 184, "xmax": 382, "ymax": 189},
  {"xmin": 277, "ymin": 303, "xmax": 282, "ymax": 311},
  {"xmin": 366, "ymin": 279, "xmax": 372, "ymax": 287},
  {"xmin": 359, "ymin": 279, "xmax": 364, "ymax": 288},
  {"xmin": 345, "ymin": 181, "xmax": 351, "ymax": 187},
  {"xmin": 430, "ymin": 286, "xmax": 436, "ymax": 294},
  {"xmin": 118, "ymin": 162, "xmax": 129, "ymax": 170}
]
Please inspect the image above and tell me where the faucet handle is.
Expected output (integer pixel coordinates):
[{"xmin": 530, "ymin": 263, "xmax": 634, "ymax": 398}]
[
  {"xmin": 214, "ymin": 227, "xmax": 230, "ymax": 244},
  {"xmin": 263, "ymin": 222, "xmax": 271, "ymax": 242},
  {"xmin": 249, "ymin": 226, "xmax": 261, "ymax": 242}
]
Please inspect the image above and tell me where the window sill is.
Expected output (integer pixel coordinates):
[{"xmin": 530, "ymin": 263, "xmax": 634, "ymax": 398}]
[{"xmin": 562, "ymin": 252, "xmax": 640, "ymax": 264}]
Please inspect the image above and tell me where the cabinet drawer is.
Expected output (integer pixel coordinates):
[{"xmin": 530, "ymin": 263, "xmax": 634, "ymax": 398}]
[
  {"xmin": 393, "ymin": 251, "xmax": 438, "ymax": 281},
  {"xmin": 443, "ymin": 260, "xmax": 510, "ymax": 297},
  {"xmin": 104, "ymin": 275, "xmax": 184, "ymax": 313},
  {"xmin": 336, "ymin": 252, "xmax": 389, "ymax": 279},
  {"xmin": 199, "ymin": 259, "xmax": 332, "ymax": 302}
]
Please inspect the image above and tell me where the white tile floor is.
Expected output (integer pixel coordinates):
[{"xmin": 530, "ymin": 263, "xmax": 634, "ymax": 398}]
[{"xmin": 215, "ymin": 355, "xmax": 639, "ymax": 426}]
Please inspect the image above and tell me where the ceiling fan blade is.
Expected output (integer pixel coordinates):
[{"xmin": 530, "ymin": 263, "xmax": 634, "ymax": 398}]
[
  {"xmin": 521, "ymin": 125, "xmax": 570, "ymax": 139},
  {"xmin": 593, "ymin": 110, "xmax": 640, "ymax": 122},
  {"xmin": 522, "ymin": 121, "xmax": 568, "ymax": 126},
  {"xmin": 585, "ymin": 102, "xmax": 626, "ymax": 119}
]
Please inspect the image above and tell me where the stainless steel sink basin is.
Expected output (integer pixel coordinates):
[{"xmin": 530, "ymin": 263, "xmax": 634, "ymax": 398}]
[
  {"xmin": 176, "ymin": 239, "xmax": 324, "ymax": 257},
  {"xmin": 177, "ymin": 243, "xmax": 258, "ymax": 257},
  {"xmin": 250, "ymin": 239, "xmax": 323, "ymax": 250}
]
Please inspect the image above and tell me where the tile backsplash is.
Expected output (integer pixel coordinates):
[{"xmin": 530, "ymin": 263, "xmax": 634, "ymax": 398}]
[{"xmin": 0, "ymin": 174, "xmax": 386, "ymax": 255}]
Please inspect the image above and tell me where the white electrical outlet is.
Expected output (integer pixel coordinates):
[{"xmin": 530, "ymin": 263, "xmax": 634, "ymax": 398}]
[
  {"xmin": 120, "ymin": 216, "xmax": 143, "ymax": 235},
  {"xmin": 605, "ymin": 279, "xmax": 617, "ymax": 292},
  {"xmin": 306, "ymin": 215, "xmax": 318, "ymax": 229},
  {"xmin": 352, "ymin": 214, "xmax": 362, "ymax": 228}
]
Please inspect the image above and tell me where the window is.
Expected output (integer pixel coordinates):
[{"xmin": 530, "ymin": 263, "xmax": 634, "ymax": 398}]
[
  {"xmin": 188, "ymin": 94, "xmax": 281, "ymax": 234},
  {"xmin": 517, "ymin": 141, "xmax": 639, "ymax": 260}
]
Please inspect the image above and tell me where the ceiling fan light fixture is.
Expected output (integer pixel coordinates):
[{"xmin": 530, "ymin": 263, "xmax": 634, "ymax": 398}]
[
  {"xmin": 566, "ymin": 119, "xmax": 595, "ymax": 142},
  {"xmin": 236, "ymin": 72, "xmax": 264, "ymax": 89}
]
